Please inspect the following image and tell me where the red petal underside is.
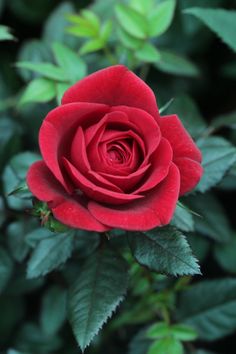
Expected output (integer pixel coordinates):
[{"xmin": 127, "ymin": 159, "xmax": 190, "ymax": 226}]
[
  {"xmin": 88, "ymin": 163, "xmax": 180, "ymax": 231},
  {"xmin": 159, "ymin": 114, "xmax": 202, "ymax": 163},
  {"xmin": 62, "ymin": 65, "xmax": 160, "ymax": 120},
  {"xmin": 26, "ymin": 161, "xmax": 109, "ymax": 232},
  {"xmin": 174, "ymin": 157, "xmax": 203, "ymax": 195},
  {"xmin": 39, "ymin": 102, "xmax": 108, "ymax": 192}
]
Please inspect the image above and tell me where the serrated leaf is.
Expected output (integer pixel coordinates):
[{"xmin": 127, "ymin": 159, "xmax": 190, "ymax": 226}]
[
  {"xmin": 16, "ymin": 62, "xmax": 68, "ymax": 82},
  {"xmin": 148, "ymin": 336, "xmax": 184, "ymax": 354},
  {"xmin": 196, "ymin": 136, "xmax": 236, "ymax": 192},
  {"xmin": 40, "ymin": 285, "xmax": 67, "ymax": 336},
  {"xmin": 135, "ymin": 42, "xmax": 161, "ymax": 63},
  {"xmin": 155, "ymin": 50, "xmax": 199, "ymax": 77},
  {"xmin": 171, "ymin": 204, "xmax": 194, "ymax": 232},
  {"xmin": 184, "ymin": 8, "xmax": 236, "ymax": 52},
  {"xmin": 176, "ymin": 278, "xmax": 236, "ymax": 340},
  {"xmin": 19, "ymin": 78, "xmax": 56, "ymax": 105},
  {"xmin": 27, "ymin": 230, "xmax": 74, "ymax": 278},
  {"xmin": 128, "ymin": 226, "xmax": 200, "ymax": 276},
  {"xmin": 68, "ymin": 246, "xmax": 128, "ymax": 351},
  {"xmin": 0, "ymin": 247, "xmax": 13, "ymax": 293},
  {"xmin": 186, "ymin": 193, "xmax": 231, "ymax": 243},
  {"xmin": 0, "ymin": 25, "xmax": 15, "ymax": 41},
  {"xmin": 52, "ymin": 42, "xmax": 87, "ymax": 83},
  {"xmin": 148, "ymin": 0, "xmax": 176, "ymax": 37},
  {"xmin": 214, "ymin": 233, "xmax": 236, "ymax": 273},
  {"xmin": 115, "ymin": 4, "xmax": 147, "ymax": 39}
]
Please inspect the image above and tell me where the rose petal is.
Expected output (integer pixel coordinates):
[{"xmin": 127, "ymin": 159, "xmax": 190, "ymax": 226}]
[
  {"xmin": 26, "ymin": 161, "xmax": 109, "ymax": 232},
  {"xmin": 39, "ymin": 102, "xmax": 109, "ymax": 192},
  {"xmin": 174, "ymin": 157, "xmax": 203, "ymax": 195},
  {"xmin": 159, "ymin": 114, "xmax": 202, "ymax": 163},
  {"xmin": 63, "ymin": 158, "xmax": 144, "ymax": 205},
  {"xmin": 62, "ymin": 65, "xmax": 160, "ymax": 120},
  {"xmin": 88, "ymin": 163, "xmax": 180, "ymax": 230}
]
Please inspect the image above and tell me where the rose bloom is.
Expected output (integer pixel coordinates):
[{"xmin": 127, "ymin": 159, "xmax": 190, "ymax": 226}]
[{"xmin": 27, "ymin": 65, "xmax": 203, "ymax": 232}]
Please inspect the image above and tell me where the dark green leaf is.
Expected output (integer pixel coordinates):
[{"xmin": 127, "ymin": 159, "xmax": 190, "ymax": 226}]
[
  {"xmin": 214, "ymin": 233, "xmax": 236, "ymax": 273},
  {"xmin": 68, "ymin": 245, "xmax": 128, "ymax": 351},
  {"xmin": 196, "ymin": 137, "xmax": 236, "ymax": 192},
  {"xmin": 187, "ymin": 234, "xmax": 210, "ymax": 262},
  {"xmin": 176, "ymin": 278, "xmax": 236, "ymax": 340},
  {"xmin": 0, "ymin": 247, "xmax": 13, "ymax": 293},
  {"xmin": 155, "ymin": 50, "xmax": 199, "ymax": 77},
  {"xmin": 186, "ymin": 193, "xmax": 231, "ymax": 243},
  {"xmin": 115, "ymin": 4, "xmax": 147, "ymax": 39},
  {"xmin": 128, "ymin": 328, "xmax": 151, "ymax": 354},
  {"xmin": 211, "ymin": 110, "xmax": 236, "ymax": 130},
  {"xmin": 148, "ymin": 0, "xmax": 176, "ymax": 37},
  {"xmin": 128, "ymin": 226, "xmax": 200, "ymax": 276},
  {"xmin": 184, "ymin": 8, "xmax": 236, "ymax": 52},
  {"xmin": 27, "ymin": 230, "xmax": 74, "ymax": 278},
  {"xmin": 171, "ymin": 204, "xmax": 194, "ymax": 232},
  {"xmin": 40, "ymin": 286, "xmax": 67, "ymax": 336}
]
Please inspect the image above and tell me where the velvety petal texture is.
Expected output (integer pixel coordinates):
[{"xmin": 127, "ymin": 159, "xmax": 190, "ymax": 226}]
[{"xmin": 27, "ymin": 65, "xmax": 203, "ymax": 232}]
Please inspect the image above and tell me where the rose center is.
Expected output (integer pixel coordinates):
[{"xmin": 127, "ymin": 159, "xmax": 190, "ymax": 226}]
[{"xmin": 107, "ymin": 146, "xmax": 125, "ymax": 164}]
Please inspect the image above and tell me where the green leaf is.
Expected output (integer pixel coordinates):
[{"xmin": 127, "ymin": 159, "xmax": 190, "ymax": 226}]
[
  {"xmin": 148, "ymin": 336, "xmax": 184, "ymax": 354},
  {"xmin": 0, "ymin": 117, "xmax": 22, "ymax": 169},
  {"xmin": 25, "ymin": 227, "xmax": 58, "ymax": 248},
  {"xmin": 130, "ymin": 0, "xmax": 153, "ymax": 15},
  {"xmin": 135, "ymin": 42, "xmax": 161, "ymax": 63},
  {"xmin": 27, "ymin": 230, "xmax": 74, "ymax": 278},
  {"xmin": 146, "ymin": 322, "xmax": 170, "ymax": 339},
  {"xmin": 40, "ymin": 285, "xmax": 67, "ymax": 336},
  {"xmin": 3, "ymin": 151, "xmax": 40, "ymax": 210},
  {"xmin": 52, "ymin": 42, "xmax": 87, "ymax": 83},
  {"xmin": 115, "ymin": 4, "xmax": 147, "ymax": 39},
  {"xmin": 128, "ymin": 226, "xmax": 200, "ymax": 276},
  {"xmin": 7, "ymin": 221, "xmax": 33, "ymax": 262},
  {"xmin": 165, "ymin": 95, "xmax": 206, "ymax": 139},
  {"xmin": 187, "ymin": 234, "xmax": 210, "ymax": 262},
  {"xmin": 171, "ymin": 324, "xmax": 198, "ymax": 341},
  {"xmin": 184, "ymin": 8, "xmax": 236, "ymax": 52},
  {"xmin": 186, "ymin": 193, "xmax": 231, "ymax": 243},
  {"xmin": 68, "ymin": 246, "xmax": 128, "ymax": 351},
  {"xmin": 171, "ymin": 203, "xmax": 194, "ymax": 232},
  {"xmin": 0, "ymin": 25, "xmax": 15, "ymax": 41},
  {"xmin": 117, "ymin": 26, "xmax": 143, "ymax": 50},
  {"xmin": 176, "ymin": 278, "xmax": 236, "ymax": 340},
  {"xmin": 196, "ymin": 137, "xmax": 236, "ymax": 192},
  {"xmin": 19, "ymin": 78, "xmax": 56, "ymax": 105},
  {"xmin": 155, "ymin": 50, "xmax": 199, "ymax": 77},
  {"xmin": 0, "ymin": 247, "xmax": 13, "ymax": 293},
  {"xmin": 214, "ymin": 233, "xmax": 236, "ymax": 273},
  {"xmin": 16, "ymin": 62, "xmax": 67, "ymax": 82},
  {"xmin": 148, "ymin": 0, "xmax": 176, "ymax": 37},
  {"xmin": 100, "ymin": 20, "xmax": 112, "ymax": 42},
  {"xmin": 128, "ymin": 328, "xmax": 151, "ymax": 354},
  {"xmin": 79, "ymin": 38, "xmax": 105, "ymax": 55},
  {"xmin": 55, "ymin": 82, "xmax": 71, "ymax": 104},
  {"xmin": 211, "ymin": 110, "xmax": 236, "ymax": 130}
]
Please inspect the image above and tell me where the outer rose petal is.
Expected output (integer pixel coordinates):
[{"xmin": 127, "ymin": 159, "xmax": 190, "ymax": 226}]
[
  {"xmin": 88, "ymin": 163, "xmax": 180, "ymax": 231},
  {"xmin": 39, "ymin": 102, "xmax": 109, "ymax": 192},
  {"xmin": 175, "ymin": 157, "xmax": 203, "ymax": 195},
  {"xmin": 62, "ymin": 65, "xmax": 160, "ymax": 120},
  {"xmin": 159, "ymin": 114, "xmax": 202, "ymax": 163},
  {"xmin": 26, "ymin": 161, "xmax": 109, "ymax": 232}
]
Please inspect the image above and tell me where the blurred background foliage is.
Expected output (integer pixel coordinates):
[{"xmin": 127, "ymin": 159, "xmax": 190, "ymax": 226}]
[{"xmin": 1, "ymin": 0, "xmax": 236, "ymax": 353}]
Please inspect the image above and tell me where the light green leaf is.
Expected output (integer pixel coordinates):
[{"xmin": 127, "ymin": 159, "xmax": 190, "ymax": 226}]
[
  {"xmin": 115, "ymin": 4, "xmax": 147, "ymax": 39},
  {"xmin": 16, "ymin": 61, "xmax": 67, "ymax": 82},
  {"xmin": 27, "ymin": 230, "xmax": 74, "ymax": 278},
  {"xmin": 176, "ymin": 278, "xmax": 236, "ymax": 340},
  {"xmin": 135, "ymin": 42, "xmax": 161, "ymax": 63},
  {"xmin": 19, "ymin": 78, "xmax": 56, "ymax": 105},
  {"xmin": 146, "ymin": 322, "xmax": 170, "ymax": 339},
  {"xmin": 128, "ymin": 226, "xmax": 200, "ymax": 276},
  {"xmin": 117, "ymin": 26, "xmax": 143, "ymax": 50},
  {"xmin": 184, "ymin": 8, "xmax": 236, "ymax": 52},
  {"xmin": 155, "ymin": 50, "xmax": 199, "ymax": 77},
  {"xmin": 68, "ymin": 246, "xmax": 128, "ymax": 351},
  {"xmin": 186, "ymin": 193, "xmax": 231, "ymax": 243},
  {"xmin": 52, "ymin": 42, "xmax": 87, "ymax": 83},
  {"xmin": 171, "ymin": 324, "xmax": 198, "ymax": 341},
  {"xmin": 79, "ymin": 38, "xmax": 105, "ymax": 55},
  {"xmin": 0, "ymin": 247, "xmax": 13, "ymax": 293},
  {"xmin": 100, "ymin": 20, "xmax": 112, "ymax": 42},
  {"xmin": 171, "ymin": 203, "xmax": 194, "ymax": 232},
  {"xmin": 40, "ymin": 285, "xmax": 67, "ymax": 336},
  {"xmin": 0, "ymin": 25, "xmax": 15, "ymax": 41},
  {"xmin": 214, "ymin": 233, "xmax": 236, "ymax": 273},
  {"xmin": 81, "ymin": 9, "xmax": 100, "ymax": 32},
  {"xmin": 196, "ymin": 136, "xmax": 236, "ymax": 192},
  {"xmin": 55, "ymin": 82, "xmax": 71, "ymax": 104},
  {"xmin": 130, "ymin": 0, "xmax": 154, "ymax": 15},
  {"xmin": 148, "ymin": 0, "xmax": 176, "ymax": 37},
  {"xmin": 148, "ymin": 336, "xmax": 184, "ymax": 354},
  {"xmin": 165, "ymin": 95, "xmax": 206, "ymax": 139}
]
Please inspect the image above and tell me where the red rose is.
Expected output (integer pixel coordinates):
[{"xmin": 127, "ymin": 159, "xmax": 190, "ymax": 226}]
[{"xmin": 27, "ymin": 65, "xmax": 203, "ymax": 232}]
